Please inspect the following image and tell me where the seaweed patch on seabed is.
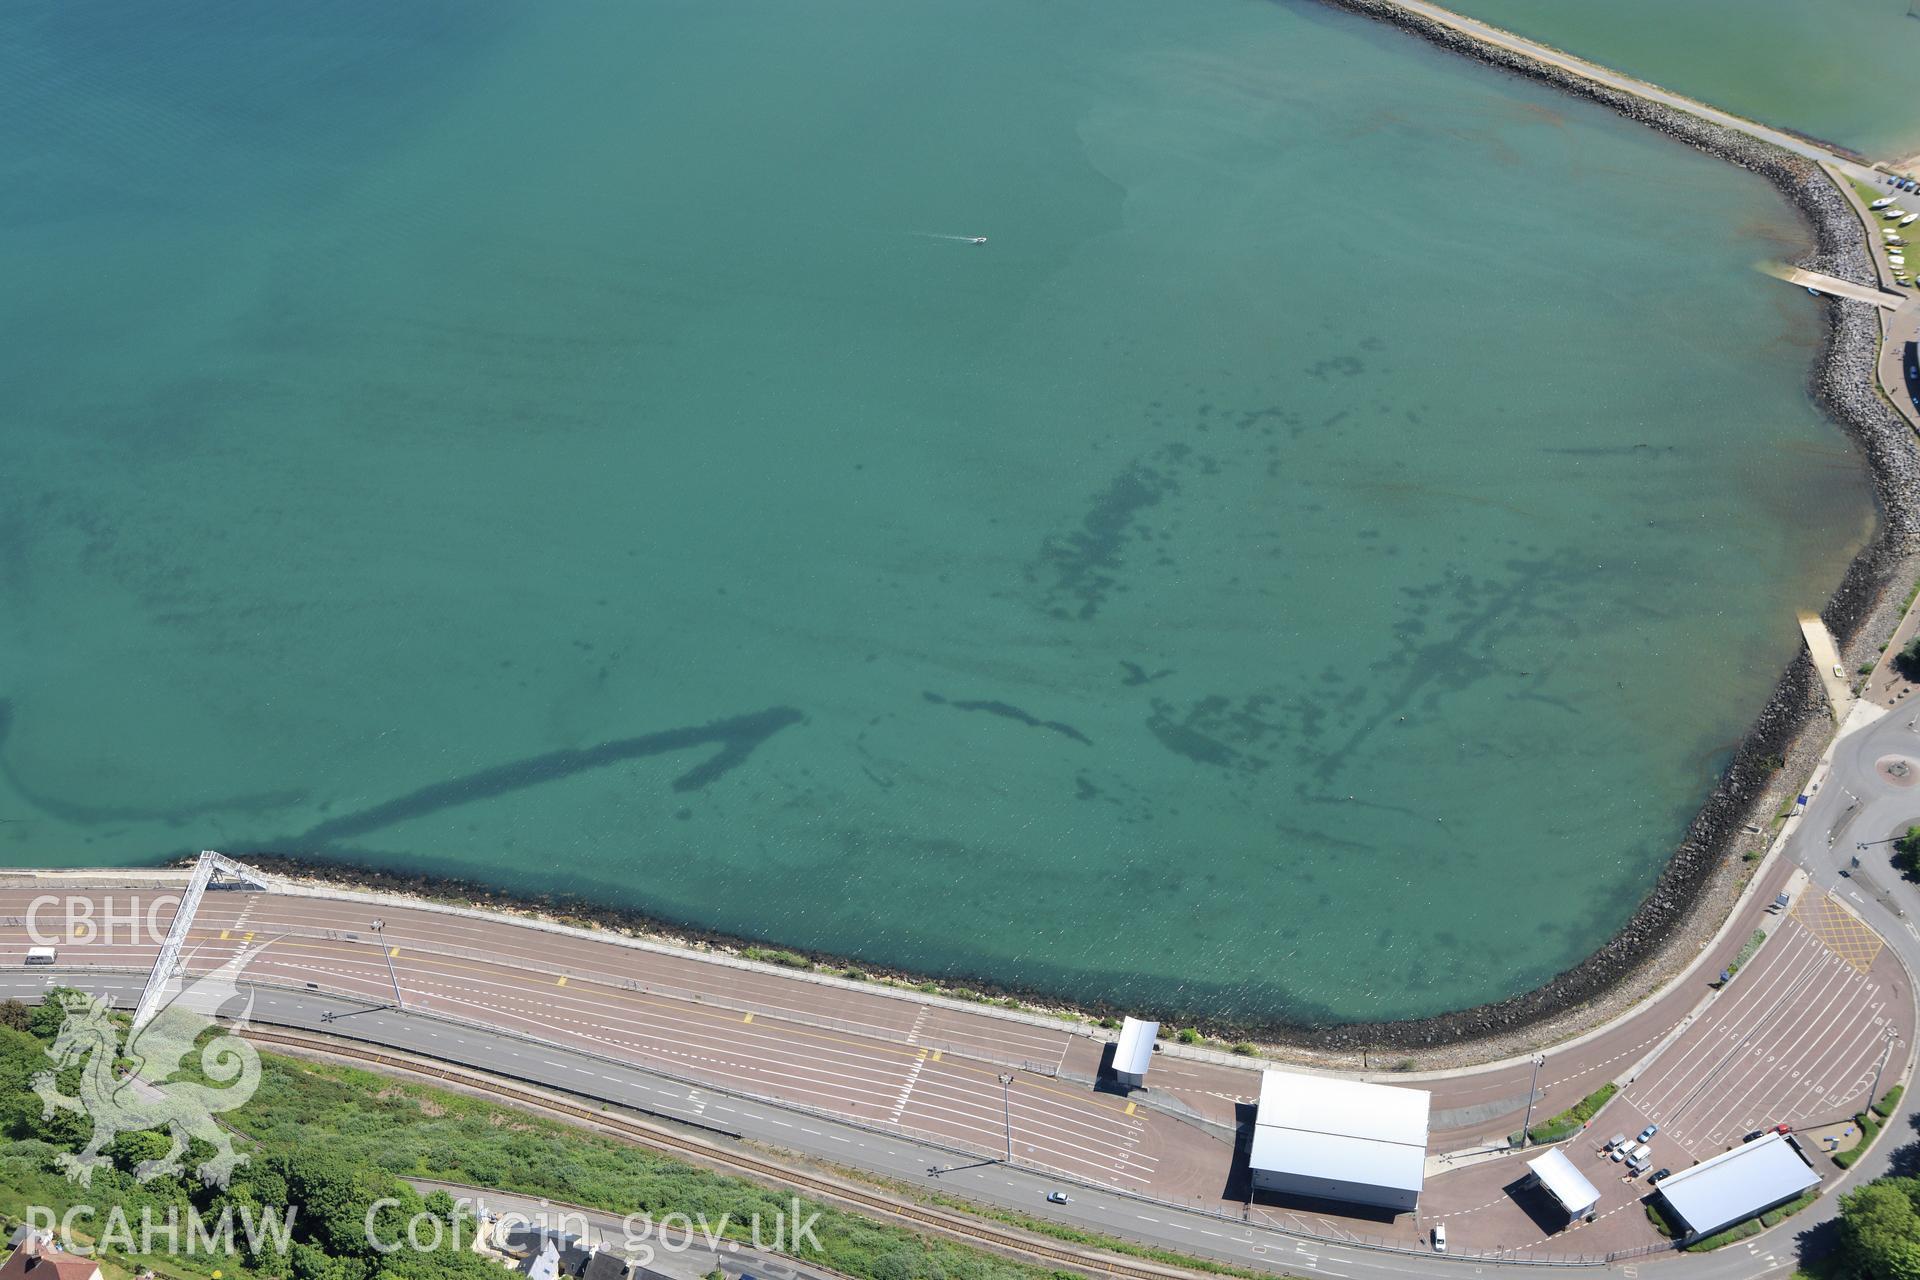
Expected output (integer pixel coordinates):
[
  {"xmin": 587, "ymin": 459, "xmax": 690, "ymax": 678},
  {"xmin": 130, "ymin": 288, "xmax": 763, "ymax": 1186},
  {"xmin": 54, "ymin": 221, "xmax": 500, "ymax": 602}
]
[
  {"xmin": 1144, "ymin": 695, "xmax": 1284, "ymax": 773},
  {"xmin": 921, "ymin": 691, "xmax": 1092, "ymax": 746},
  {"xmin": 1027, "ymin": 459, "xmax": 1178, "ymax": 620}
]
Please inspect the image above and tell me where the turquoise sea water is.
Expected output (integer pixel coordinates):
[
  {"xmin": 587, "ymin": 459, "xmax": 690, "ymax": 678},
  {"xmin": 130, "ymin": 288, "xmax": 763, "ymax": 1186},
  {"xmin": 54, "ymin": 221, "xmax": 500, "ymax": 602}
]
[
  {"xmin": 0, "ymin": 0, "xmax": 1876, "ymax": 1025},
  {"xmin": 1444, "ymin": 0, "xmax": 1920, "ymax": 161}
]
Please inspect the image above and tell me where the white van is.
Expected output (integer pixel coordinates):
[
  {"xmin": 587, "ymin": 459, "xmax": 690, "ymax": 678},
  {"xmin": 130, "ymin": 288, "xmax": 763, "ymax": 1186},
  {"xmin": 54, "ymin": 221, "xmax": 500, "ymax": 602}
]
[{"xmin": 24, "ymin": 946, "xmax": 56, "ymax": 966}]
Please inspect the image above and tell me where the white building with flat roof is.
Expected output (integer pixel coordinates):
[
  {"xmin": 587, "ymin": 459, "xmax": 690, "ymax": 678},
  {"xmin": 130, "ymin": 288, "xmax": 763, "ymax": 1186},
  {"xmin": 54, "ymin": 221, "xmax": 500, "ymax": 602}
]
[
  {"xmin": 1247, "ymin": 1070, "xmax": 1430, "ymax": 1212},
  {"xmin": 1112, "ymin": 1018, "xmax": 1158, "ymax": 1088},
  {"xmin": 1656, "ymin": 1133, "xmax": 1819, "ymax": 1242},
  {"xmin": 1526, "ymin": 1147, "xmax": 1601, "ymax": 1221}
]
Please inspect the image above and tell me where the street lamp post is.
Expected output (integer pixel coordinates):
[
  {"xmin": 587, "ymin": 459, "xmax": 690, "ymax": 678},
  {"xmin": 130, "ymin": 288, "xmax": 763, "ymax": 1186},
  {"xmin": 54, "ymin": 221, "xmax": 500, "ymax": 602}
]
[
  {"xmin": 373, "ymin": 919, "xmax": 404, "ymax": 1010},
  {"xmin": 998, "ymin": 1073, "xmax": 1014, "ymax": 1162},
  {"xmin": 1869, "ymin": 1027, "xmax": 1897, "ymax": 1111},
  {"xmin": 1520, "ymin": 1054, "xmax": 1545, "ymax": 1148}
]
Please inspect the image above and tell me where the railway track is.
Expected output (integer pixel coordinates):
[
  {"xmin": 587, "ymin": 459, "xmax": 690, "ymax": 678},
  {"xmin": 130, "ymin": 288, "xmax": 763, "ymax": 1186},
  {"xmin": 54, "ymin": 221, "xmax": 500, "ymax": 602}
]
[{"xmin": 240, "ymin": 1028, "xmax": 1239, "ymax": 1280}]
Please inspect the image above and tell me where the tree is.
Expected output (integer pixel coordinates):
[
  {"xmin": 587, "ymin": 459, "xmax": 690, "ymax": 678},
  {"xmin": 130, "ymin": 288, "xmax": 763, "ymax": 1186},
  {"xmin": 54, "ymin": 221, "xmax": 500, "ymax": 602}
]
[
  {"xmin": 1841, "ymin": 1179, "xmax": 1920, "ymax": 1279},
  {"xmin": 0, "ymin": 1000, "xmax": 28, "ymax": 1032},
  {"xmin": 1898, "ymin": 636, "xmax": 1920, "ymax": 682},
  {"xmin": 1897, "ymin": 828, "xmax": 1920, "ymax": 880},
  {"xmin": 28, "ymin": 989, "xmax": 84, "ymax": 1039}
]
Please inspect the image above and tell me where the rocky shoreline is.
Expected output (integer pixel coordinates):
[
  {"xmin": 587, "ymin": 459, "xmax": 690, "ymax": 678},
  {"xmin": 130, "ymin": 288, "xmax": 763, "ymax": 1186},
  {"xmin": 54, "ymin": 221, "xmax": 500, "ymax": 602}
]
[
  {"xmin": 209, "ymin": 3, "xmax": 1920, "ymax": 1068},
  {"xmin": 1269, "ymin": 0, "xmax": 1920, "ymax": 1062}
]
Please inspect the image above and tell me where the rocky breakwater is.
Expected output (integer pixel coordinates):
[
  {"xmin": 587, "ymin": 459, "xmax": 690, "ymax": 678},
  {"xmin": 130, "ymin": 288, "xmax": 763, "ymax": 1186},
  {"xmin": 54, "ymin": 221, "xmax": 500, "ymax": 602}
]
[{"xmin": 1274, "ymin": 0, "xmax": 1920, "ymax": 1056}]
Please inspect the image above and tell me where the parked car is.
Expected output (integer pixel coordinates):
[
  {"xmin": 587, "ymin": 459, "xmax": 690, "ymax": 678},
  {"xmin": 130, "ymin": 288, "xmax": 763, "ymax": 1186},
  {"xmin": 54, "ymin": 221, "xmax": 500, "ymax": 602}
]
[
  {"xmin": 1630, "ymin": 1143, "xmax": 1652, "ymax": 1163},
  {"xmin": 1649, "ymin": 1168, "xmax": 1673, "ymax": 1184},
  {"xmin": 1046, "ymin": 1191, "xmax": 1070, "ymax": 1205},
  {"xmin": 1638, "ymin": 1124, "xmax": 1659, "ymax": 1143},
  {"xmin": 1743, "ymin": 1129, "xmax": 1765, "ymax": 1142},
  {"xmin": 1605, "ymin": 1133, "xmax": 1628, "ymax": 1152},
  {"xmin": 1627, "ymin": 1155, "xmax": 1651, "ymax": 1175},
  {"xmin": 1432, "ymin": 1224, "xmax": 1447, "ymax": 1253},
  {"xmin": 1610, "ymin": 1144, "xmax": 1629, "ymax": 1162},
  {"xmin": 1773, "ymin": 1123, "xmax": 1793, "ymax": 1135}
]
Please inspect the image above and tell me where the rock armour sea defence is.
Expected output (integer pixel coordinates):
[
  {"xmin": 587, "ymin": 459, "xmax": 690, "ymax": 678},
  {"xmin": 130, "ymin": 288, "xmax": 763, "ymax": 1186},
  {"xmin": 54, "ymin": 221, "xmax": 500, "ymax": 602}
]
[{"xmin": 1284, "ymin": 0, "xmax": 1920, "ymax": 1054}]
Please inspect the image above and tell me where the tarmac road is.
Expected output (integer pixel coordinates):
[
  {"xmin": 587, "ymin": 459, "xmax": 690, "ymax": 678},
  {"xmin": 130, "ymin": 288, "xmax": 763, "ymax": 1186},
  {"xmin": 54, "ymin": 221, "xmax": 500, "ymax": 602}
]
[
  {"xmin": 1658, "ymin": 700, "xmax": 1920, "ymax": 1276},
  {"xmin": 0, "ymin": 971, "xmax": 1456, "ymax": 1280},
  {"xmin": 8, "ymin": 709, "xmax": 1920, "ymax": 1278}
]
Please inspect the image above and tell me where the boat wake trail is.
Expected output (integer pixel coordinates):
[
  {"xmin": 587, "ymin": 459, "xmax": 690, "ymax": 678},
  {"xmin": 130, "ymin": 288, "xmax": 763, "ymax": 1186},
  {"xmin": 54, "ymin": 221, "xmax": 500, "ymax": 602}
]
[{"xmin": 914, "ymin": 232, "xmax": 988, "ymax": 245}]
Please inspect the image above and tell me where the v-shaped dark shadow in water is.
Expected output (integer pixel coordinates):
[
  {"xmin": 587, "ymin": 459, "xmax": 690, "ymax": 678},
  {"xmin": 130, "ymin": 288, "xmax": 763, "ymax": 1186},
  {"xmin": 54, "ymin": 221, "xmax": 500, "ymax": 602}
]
[{"xmin": 298, "ymin": 706, "xmax": 805, "ymax": 844}]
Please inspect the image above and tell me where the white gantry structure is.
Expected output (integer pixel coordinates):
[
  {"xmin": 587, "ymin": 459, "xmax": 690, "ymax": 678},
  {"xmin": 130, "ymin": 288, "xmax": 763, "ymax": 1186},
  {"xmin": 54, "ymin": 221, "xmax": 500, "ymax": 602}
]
[{"xmin": 130, "ymin": 850, "xmax": 271, "ymax": 1030}]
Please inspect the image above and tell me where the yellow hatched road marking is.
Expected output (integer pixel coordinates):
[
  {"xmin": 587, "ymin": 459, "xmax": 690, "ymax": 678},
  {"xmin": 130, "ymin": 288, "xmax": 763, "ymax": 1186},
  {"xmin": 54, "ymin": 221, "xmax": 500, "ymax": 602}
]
[
  {"xmin": 219, "ymin": 930, "xmax": 230, "ymax": 941},
  {"xmin": 1792, "ymin": 892, "xmax": 1884, "ymax": 975},
  {"xmin": 555, "ymin": 975, "xmax": 568, "ymax": 987},
  {"xmin": 743, "ymin": 1012, "xmax": 754, "ymax": 1024},
  {"xmin": 931, "ymin": 1050, "xmax": 941, "ymax": 1062},
  {"xmin": 389, "ymin": 947, "xmax": 401, "ymax": 958},
  {"xmin": 1125, "ymin": 1101, "xmax": 1137, "ymax": 1116}
]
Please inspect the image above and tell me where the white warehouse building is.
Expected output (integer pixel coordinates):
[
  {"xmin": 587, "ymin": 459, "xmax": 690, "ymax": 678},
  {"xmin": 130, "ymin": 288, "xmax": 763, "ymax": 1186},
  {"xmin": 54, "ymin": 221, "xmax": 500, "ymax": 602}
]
[
  {"xmin": 1656, "ymin": 1133, "xmax": 1819, "ymax": 1242},
  {"xmin": 1247, "ymin": 1070, "xmax": 1431, "ymax": 1212}
]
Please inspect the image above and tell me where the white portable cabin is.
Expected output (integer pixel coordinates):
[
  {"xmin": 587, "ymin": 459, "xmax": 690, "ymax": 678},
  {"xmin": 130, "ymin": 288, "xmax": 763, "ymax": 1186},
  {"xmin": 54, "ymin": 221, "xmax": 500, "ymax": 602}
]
[
  {"xmin": 1526, "ymin": 1147, "xmax": 1602, "ymax": 1221},
  {"xmin": 1112, "ymin": 1017, "xmax": 1159, "ymax": 1087}
]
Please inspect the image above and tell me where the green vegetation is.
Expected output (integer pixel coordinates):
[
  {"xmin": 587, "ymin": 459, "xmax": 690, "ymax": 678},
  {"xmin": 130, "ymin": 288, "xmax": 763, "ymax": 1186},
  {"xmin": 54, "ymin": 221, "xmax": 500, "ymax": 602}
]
[
  {"xmin": 1229, "ymin": 1043, "xmax": 1257, "ymax": 1057},
  {"xmin": 1725, "ymin": 928, "xmax": 1769, "ymax": 980},
  {"xmin": 0, "ymin": 990, "xmax": 1249, "ymax": 1280},
  {"xmin": 1175, "ymin": 1028, "xmax": 1200, "ymax": 1045},
  {"xmin": 1837, "ymin": 1111, "xmax": 1885, "ymax": 1169},
  {"xmin": 1897, "ymin": 637, "xmax": 1920, "ymax": 683},
  {"xmin": 1645, "ymin": 1201, "xmax": 1675, "ymax": 1239},
  {"xmin": 1763, "ymin": 1190, "xmax": 1821, "ymax": 1229},
  {"xmin": 1876, "ymin": 1085, "xmax": 1906, "ymax": 1119},
  {"xmin": 0, "ymin": 1020, "xmax": 495, "ymax": 1280},
  {"xmin": 1854, "ymin": 177, "xmax": 1890, "ymax": 207},
  {"xmin": 1685, "ymin": 1218, "xmax": 1765, "ymax": 1251},
  {"xmin": 1895, "ymin": 827, "xmax": 1920, "ymax": 879},
  {"xmin": 740, "ymin": 946, "xmax": 812, "ymax": 970},
  {"xmin": 1510, "ymin": 1082, "xmax": 1617, "ymax": 1146},
  {"xmin": 1834, "ymin": 1176, "xmax": 1920, "ymax": 1278}
]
